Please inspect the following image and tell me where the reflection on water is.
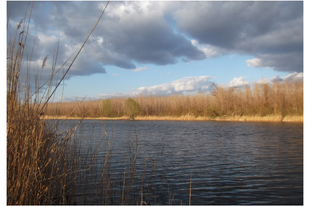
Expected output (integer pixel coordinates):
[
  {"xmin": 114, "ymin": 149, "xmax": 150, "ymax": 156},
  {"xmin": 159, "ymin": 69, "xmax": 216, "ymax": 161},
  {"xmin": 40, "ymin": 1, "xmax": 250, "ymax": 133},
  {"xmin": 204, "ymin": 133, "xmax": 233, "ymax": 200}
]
[{"xmin": 51, "ymin": 120, "xmax": 303, "ymax": 205}]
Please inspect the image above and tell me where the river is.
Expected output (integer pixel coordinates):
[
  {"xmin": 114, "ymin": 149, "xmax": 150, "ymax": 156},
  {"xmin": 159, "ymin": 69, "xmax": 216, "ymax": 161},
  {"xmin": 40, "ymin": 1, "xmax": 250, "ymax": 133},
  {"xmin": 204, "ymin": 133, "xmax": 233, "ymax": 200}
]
[{"xmin": 49, "ymin": 119, "xmax": 303, "ymax": 205}]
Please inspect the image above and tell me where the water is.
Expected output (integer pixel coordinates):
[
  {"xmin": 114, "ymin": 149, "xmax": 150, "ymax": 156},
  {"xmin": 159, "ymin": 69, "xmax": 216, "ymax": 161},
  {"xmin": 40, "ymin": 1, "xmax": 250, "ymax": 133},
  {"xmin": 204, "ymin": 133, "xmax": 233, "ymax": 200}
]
[{"xmin": 50, "ymin": 119, "xmax": 303, "ymax": 205}]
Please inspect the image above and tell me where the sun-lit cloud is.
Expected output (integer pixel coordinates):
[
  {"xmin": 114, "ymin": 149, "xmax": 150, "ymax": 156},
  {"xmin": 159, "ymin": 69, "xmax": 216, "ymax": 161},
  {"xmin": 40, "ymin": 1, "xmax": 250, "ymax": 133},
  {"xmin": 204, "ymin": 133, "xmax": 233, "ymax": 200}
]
[
  {"xmin": 228, "ymin": 77, "xmax": 249, "ymax": 88},
  {"xmin": 246, "ymin": 58, "xmax": 262, "ymax": 68},
  {"xmin": 256, "ymin": 72, "xmax": 303, "ymax": 84},
  {"xmin": 95, "ymin": 76, "xmax": 215, "ymax": 99},
  {"xmin": 58, "ymin": 71, "xmax": 302, "ymax": 101},
  {"xmin": 246, "ymin": 53, "xmax": 303, "ymax": 72},
  {"xmin": 130, "ymin": 76, "xmax": 215, "ymax": 96},
  {"xmin": 133, "ymin": 67, "xmax": 148, "ymax": 72},
  {"xmin": 191, "ymin": 39, "xmax": 227, "ymax": 58}
]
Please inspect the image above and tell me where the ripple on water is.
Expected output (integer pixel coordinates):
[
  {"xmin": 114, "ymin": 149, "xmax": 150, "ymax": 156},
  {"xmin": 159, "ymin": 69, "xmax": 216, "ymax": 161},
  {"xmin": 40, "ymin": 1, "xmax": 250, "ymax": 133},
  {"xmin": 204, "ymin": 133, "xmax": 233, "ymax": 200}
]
[{"xmin": 50, "ymin": 120, "xmax": 303, "ymax": 205}]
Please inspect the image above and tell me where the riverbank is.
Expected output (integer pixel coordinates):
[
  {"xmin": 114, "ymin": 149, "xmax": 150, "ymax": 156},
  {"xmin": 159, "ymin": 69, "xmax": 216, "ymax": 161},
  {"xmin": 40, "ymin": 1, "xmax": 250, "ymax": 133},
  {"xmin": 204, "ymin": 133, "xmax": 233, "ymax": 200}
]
[{"xmin": 41, "ymin": 114, "xmax": 303, "ymax": 122}]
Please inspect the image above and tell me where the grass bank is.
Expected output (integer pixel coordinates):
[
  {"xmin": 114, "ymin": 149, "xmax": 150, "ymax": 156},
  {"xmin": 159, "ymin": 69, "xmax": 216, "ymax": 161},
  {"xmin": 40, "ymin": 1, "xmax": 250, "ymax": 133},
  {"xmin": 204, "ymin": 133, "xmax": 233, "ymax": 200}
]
[
  {"xmin": 137, "ymin": 114, "xmax": 303, "ymax": 122},
  {"xmin": 41, "ymin": 114, "xmax": 303, "ymax": 122}
]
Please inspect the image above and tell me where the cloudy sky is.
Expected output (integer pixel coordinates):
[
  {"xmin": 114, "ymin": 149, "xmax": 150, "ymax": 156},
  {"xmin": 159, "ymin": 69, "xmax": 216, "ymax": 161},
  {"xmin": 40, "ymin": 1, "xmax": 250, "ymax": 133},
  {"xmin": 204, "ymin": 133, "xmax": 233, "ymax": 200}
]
[{"xmin": 6, "ymin": 1, "xmax": 304, "ymax": 101}]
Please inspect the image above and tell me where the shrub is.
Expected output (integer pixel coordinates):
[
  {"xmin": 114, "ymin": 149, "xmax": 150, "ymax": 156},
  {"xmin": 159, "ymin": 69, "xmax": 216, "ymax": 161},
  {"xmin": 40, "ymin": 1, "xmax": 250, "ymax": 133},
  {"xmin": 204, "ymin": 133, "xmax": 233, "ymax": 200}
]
[
  {"xmin": 102, "ymin": 99, "xmax": 113, "ymax": 117},
  {"xmin": 125, "ymin": 98, "xmax": 140, "ymax": 119}
]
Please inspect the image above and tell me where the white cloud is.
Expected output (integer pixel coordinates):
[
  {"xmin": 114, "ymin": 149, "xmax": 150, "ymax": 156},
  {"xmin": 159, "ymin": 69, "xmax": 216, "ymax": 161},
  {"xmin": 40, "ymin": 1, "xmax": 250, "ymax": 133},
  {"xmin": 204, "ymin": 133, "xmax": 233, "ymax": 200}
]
[
  {"xmin": 228, "ymin": 77, "xmax": 249, "ymax": 88},
  {"xmin": 61, "ymin": 71, "xmax": 303, "ymax": 102},
  {"xmin": 97, "ymin": 37, "xmax": 104, "ymax": 45},
  {"xmin": 133, "ymin": 66, "xmax": 148, "ymax": 72},
  {"xmin": 283, "ymin": 72, "xmax": 303, "ymax": 82},
  {"xmin": 191, "ymin": 39, "xmax": 198, "ymax": 46},
  {"xmin": 62, "ymin": 75, "xmax": 215, "ymax": 101},
  {"xmin": 246, "ymin": 58, "xmax": 263, "ymax": 68},
  {"xmin": 201, "ymin": 47, "xmax": 221, "ymax": 58},
  {"xmin": 133, "ymin": 76, "xmax": 214, "ymax": 96},
  {"xmin": 256, "ymin": 72, "xmax": 303, "ymax": 84},
  {"xmin": 190, "ymin": 39, "xmax": 227, "ymax": 58}
]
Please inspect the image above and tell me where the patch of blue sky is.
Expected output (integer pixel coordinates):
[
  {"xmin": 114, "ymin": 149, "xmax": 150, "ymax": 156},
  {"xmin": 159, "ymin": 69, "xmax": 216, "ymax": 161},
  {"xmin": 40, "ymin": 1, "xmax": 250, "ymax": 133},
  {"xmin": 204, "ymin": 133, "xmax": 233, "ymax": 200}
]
[
  {"xmin": 179, "ymin": 54, "xmax": 291, "ymax": 85},
  {"xmin": 53, "ymin": 51, "xmax": 292, "ymax": 101},
  {"xmin": 163, "ymin": 13, "xmax": 178, "ymax": 33}
]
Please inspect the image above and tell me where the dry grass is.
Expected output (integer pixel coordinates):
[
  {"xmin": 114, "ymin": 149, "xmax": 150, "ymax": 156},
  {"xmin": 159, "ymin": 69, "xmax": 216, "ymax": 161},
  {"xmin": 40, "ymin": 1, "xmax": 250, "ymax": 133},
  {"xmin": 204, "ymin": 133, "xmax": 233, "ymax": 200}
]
[
  {"xmin": 42, "ymin": 114, "xmax": 302, "ymax": 122},
  {"xmin": 7, "ymin": 4, "xmax": 77, "ymax": 203},
  {"xmin": 214, "ymin": 115, "xmax": 284, "ymax": 122},
  {"xmin": 43, "ymin": 80, "xmax": 303, "ymax": 122},
  {"xmin": 41, "ymin": 115, "xmax": 131, "ymax": 120},
  {"xmin": 6, "ymin": 2, "xmax": 110, "ymax": 204},
  {"xmin": 7, "ymin": 2, "xmax": 187, "ymax": 205},
  {"xmin": 282, "ymin": 115, "xmax": 303, "ymax": 122}
]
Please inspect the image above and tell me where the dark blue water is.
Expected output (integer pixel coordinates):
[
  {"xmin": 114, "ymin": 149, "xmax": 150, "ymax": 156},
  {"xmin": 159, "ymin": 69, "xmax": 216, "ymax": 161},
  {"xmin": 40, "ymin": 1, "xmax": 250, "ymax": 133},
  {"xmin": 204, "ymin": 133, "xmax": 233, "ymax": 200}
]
[{"xmin": 50, "ymin": 119, "xmax": 303, "ymax": 205}]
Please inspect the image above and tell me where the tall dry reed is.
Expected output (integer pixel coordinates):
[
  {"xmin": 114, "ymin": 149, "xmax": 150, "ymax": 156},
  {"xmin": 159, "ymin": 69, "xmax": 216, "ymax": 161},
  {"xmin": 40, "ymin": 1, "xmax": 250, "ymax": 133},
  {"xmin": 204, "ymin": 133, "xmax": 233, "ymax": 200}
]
[
  {"xmin": 7, "ymin": 2, "xmax": 194, "ymax": 205},
  {"xmin": 7, "ymin": 3, "xmax": 73, "ymax": 203},
  {"xmin": 44, "ymin": 80, "xmax": 303, "ymax": 119},
  {"xmin": 7, "ymin": 2, "xmax": 110, "ymax": 204}
]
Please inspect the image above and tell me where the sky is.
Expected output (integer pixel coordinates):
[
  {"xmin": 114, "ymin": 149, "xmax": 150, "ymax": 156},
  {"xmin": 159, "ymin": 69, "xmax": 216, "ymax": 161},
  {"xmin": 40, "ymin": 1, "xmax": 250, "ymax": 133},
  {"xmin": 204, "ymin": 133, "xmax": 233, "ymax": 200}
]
[{"xmin": 6, "ymin": 1, "xmax": 304, "ymax": 102}]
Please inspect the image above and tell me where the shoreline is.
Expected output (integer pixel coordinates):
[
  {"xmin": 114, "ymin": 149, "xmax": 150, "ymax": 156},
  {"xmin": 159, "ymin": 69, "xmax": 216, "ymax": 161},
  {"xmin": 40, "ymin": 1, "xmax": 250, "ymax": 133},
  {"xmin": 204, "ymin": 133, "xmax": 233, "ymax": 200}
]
[{"xmin": 41, "ymin": 115, "xmax": 303, "ymax": 123}]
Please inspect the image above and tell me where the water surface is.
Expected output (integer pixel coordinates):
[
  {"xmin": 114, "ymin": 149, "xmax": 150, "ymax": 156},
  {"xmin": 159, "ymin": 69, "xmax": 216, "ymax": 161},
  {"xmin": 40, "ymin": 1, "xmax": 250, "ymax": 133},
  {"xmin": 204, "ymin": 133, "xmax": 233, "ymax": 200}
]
[{"xmin": 51, "ymin": 119, "xmax": 303, "ymax": 205}]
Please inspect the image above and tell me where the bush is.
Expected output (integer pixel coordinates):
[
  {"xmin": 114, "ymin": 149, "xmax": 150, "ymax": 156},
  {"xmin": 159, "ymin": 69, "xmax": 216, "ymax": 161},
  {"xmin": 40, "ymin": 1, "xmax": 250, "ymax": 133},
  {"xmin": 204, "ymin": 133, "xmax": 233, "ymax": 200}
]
[
  {"xmin": 102, "ymin": 99, "xmax": 112, "ymax": 117},
  {"xmin": 125, "ymin": 98, "xmax": 140, "ymax": 119}
]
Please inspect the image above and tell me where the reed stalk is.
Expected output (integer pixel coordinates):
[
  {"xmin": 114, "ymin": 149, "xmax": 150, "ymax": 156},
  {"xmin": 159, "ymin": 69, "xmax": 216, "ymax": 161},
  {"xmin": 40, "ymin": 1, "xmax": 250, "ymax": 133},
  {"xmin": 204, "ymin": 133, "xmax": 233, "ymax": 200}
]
[{"xmin": 7, "ymin": 2, "xmax": 110, "ymax": 204}]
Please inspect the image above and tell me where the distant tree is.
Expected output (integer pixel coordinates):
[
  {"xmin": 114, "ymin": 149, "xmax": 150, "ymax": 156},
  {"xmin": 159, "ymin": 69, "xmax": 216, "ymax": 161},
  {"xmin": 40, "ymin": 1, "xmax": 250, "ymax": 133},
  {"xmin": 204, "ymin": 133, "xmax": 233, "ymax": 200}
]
[
  {"xmin": 125, "ymin": 98, "xmax": 140, "ymax": 120},
  {"xmin": 102, "ymin": 99, "xmax": 112, "ymax": 117}
]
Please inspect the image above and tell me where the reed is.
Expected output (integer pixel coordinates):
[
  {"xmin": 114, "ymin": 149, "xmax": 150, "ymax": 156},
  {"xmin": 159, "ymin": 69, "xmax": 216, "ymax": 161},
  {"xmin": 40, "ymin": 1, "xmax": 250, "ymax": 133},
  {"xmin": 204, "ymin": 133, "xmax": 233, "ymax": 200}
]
[
  {"xmin": 43, "ymin": 80, "xmax": 303, "ymax": 122},
  {"xmin": 7, "ymin": 3, "xmax": 182, "ymax": 205},
  {"xmin": 7, "ymin": 3, "xmax": 77, "ymax": 204},
  {"xmin": 7, "ymin": 2, "xmax": 111, "ymax": 204}
]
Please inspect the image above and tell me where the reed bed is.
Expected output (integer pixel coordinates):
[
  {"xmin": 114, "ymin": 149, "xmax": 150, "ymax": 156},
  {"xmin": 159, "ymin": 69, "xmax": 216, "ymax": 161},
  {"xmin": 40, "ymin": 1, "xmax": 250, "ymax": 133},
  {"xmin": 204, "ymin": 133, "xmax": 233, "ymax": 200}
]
[
  {"xmin": 44, "ymin": 80, "xmax": 303, "ymax": 122},
  {"xmin": 6, "ymin": 2, "xmax": 114, "ymax": 204},
  {"xmin": 6, "ymin": 4, "xmax": 78, "ymax": 204},
  {"xmin": 7, "ymin": 2, "xmax": 192, "ymax": 205}
]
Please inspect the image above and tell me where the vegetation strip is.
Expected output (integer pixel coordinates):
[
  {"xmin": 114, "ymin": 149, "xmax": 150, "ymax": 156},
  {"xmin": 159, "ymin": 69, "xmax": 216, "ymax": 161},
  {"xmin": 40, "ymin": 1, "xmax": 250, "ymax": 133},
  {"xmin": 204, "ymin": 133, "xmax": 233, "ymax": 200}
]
[
  {"xmin": 43, "ymin": 80, "xmax": 303, "ymax": 122},
  {"xmin": 41, "ymin": 115, "xmax": 303, "ymax": 122}
]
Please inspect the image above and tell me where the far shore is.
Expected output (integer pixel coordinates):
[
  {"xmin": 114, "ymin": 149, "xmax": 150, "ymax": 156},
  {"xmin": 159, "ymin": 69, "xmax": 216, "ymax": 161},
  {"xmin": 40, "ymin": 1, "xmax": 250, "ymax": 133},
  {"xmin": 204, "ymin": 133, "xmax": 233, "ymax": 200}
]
[{"xmin": 41, "ymin": 115, "xmax": 303, "ymax": 123}]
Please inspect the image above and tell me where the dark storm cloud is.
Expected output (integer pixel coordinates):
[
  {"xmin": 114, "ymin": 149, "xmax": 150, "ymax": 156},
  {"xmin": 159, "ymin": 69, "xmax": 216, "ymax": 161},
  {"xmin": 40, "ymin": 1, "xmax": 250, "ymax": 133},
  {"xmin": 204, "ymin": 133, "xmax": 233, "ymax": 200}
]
[
  {"xmin": 246, "ymin": 52, "xmax": 303, "ymax": 72},
  {"xmin": 173, "ymin": 1, "xmax": 303, "ymax": 72},
  {"xmin": 7, "ymin": 1, "xmax": 206, "ymax": 82},
  {"xmin": 7, "ymin": 1, "xmax": 303, "ymax": 83},
  {"xmin": 92, "ymin": 1, "xmax": 205, "ymax": 67}
]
